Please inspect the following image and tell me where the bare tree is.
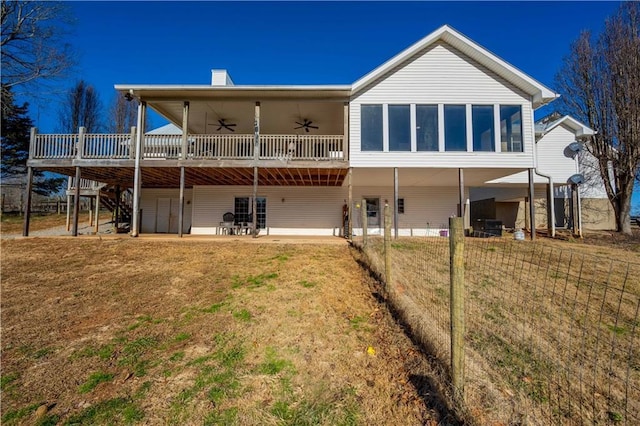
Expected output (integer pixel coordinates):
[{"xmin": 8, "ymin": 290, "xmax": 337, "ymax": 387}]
[
  {"xmin": 59, "ymin": 80, "xmax": 102, "ymax": 133},
  {"xmin": 0, "ymin": 0, "xmax": 75, "ymax": 107},
  {"xmin": 555, "ymin": 2, "xmax": 640, "ymax": 234}
]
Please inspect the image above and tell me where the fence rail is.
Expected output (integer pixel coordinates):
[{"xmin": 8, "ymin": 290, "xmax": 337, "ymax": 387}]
[
  {"xmin": 353, "ymin": 205, "xmax": 639, "ymax": 425},
  {"xmin": 31, "ymin": 131, "xmax": 345, "ymax": 162}
]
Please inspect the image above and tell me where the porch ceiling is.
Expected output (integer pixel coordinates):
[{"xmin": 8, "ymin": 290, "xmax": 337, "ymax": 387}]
[
  {"xmin": 40, "ymin": 166, "xmax": 348, "ymax": 188},
  {"xmin": 351, "ymin": 167, "xmax": 531, "ymax": 187},
  {"xmin": 147, "ymin": 99, "xmax": 346, "ymax": 136}
]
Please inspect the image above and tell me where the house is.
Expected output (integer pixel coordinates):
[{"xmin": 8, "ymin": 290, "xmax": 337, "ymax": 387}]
[{"xmin": 25, "ymin": 25, "xmax": 581, "ymax": 239}]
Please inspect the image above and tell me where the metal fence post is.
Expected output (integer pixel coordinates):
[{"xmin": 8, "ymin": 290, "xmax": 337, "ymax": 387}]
[
  {"xmin": 449, "ymin": 216, "xmax": 465, "ymax": 405},
  {"xmin": 384, "ymin": 202, "xmax": 392, "ymax": 289},
  {"xmin": 361, "ymin": 198, "xmax": 368, "ymax": 249}
]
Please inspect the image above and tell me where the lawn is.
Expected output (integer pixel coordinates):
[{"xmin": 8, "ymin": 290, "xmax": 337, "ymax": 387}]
[
  {"xmin": 1, "ymin": 212, "xmax": 69, "ymax": 235},
  {"xmin": 0, "ymin": 238, "xmax": 449, "ymax": 425}
]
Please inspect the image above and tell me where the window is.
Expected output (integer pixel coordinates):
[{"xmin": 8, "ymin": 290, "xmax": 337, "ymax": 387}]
[
  {"xmin": 397, "ymin": 198, "xmax": 405, "ymax": 214},
  {"xmin": 500, "ymin": 105, "xmax": 523, "ymax": 152},
  {"xmin": 416, "ymin": 105, "xmax": 438, "ymax": 151},
  {"xmin": 388, "ymin": 105, "xmax": 411, "ymax": 151},
  {"xmin": 234, "ymin": 197, "xmax": 267, "ymax": 228},
  {"xmin": 472, "ymin": 105, "xmax": 495, "ymax": 152},
  {"xmin": 444, "ymin": 105, "xmax": 467, "ymax": 151},
  {"xmin": 361, "ymin": 105, "xmax": 383, "ymax": 151}
]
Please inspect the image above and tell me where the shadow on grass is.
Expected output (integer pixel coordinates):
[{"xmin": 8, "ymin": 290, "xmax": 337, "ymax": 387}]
[{"xmin": 350, "ymin": 244, "xmax": 465, "ymax": 425}]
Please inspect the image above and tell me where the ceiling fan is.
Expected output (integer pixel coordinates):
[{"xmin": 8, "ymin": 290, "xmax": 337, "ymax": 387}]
[
  {"xmin": 208, "ymin": 118, "xmax": 237, "ymax": 132},
  {"xmin": 294, "ymin": 119, "xmax": 318, "ymax": 133}
]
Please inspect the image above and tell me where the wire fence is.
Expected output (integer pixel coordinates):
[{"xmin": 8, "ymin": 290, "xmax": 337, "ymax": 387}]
[{"xmin": 352, "ymin": 209, "xmax": 639, "ymax": 425}]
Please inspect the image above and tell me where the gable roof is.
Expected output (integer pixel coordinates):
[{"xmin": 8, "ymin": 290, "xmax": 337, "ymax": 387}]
[
  {"xmin": 535, "ymin": 115, "xmax": 595, "ymax": 139},
  {"xmin": 351, "ymin": 25, "xmax": 558, "ymax": 108}
]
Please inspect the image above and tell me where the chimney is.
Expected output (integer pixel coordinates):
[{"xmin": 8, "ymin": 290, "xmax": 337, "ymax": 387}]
[{"xmin": 211, "ymin": 69, "xmax": 234, "ymax": 86}]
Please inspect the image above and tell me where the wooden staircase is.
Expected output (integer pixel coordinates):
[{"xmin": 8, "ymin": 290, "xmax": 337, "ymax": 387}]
[{"xmin": 99, "ymin": 186, "xmax": 133, "ymax": 232}]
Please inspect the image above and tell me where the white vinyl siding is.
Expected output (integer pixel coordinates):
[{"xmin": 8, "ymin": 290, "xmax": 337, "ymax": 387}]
[
  {"xmin": 191, "ymin": 186, "xmax": 348, "ymax": 235},
  {"xmin": 140, "ymin": 188, "xmax": 192, "ymax": 234},
  {"xmin": 350, "ymin": 41, "xmax": 534, "ymax": 168}
]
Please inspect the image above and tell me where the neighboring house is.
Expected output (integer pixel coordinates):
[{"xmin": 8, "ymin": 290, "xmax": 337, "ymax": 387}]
[
  {"xmin": 470, "ymin": 115, "xmax": 615, "ymax": 233},
  {"xmin": 27, "ymin": 25, "xmax": 588, "ymax": 238}
]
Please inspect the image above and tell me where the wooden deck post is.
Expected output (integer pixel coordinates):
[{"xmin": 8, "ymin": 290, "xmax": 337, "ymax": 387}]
[
  {"xmin": 252, "ymin": 102, "xmax": 260, "ymax": 238},
  {"xmin": 449, "ymin": 216, "xmax": 465, "ymax": 405},
  {"xmin": 131, "ymin": 102, "xmax": 146, "ymax": 237},
  {"xmin": 393, "ymin": 167, "xmax": 399, "ymax": 239},
  {"xmin": 66, "ymin": 177, "xmax": 72, "ymax": 231},
  {"xmin": 343, "ymin": 102, "xmax": 349, "ymax": 161},
  {"xmin": 94, "ymin": 194, "xmax": 100, "ymax": 233},
  {"xmin": 178, "ymin": 166, "xmax": 185, "ymax": 237},
  {"xmin": 22, "ymin": 166, "xmax": 33, "ymax": 236},
  {"xmin": 72, "ymin": 166, "xmax": 81, "ymax": 237},
  {"xmin": 181, "ymin": 101, "xmax": 190, "ymax": 159},
  {"xmin": 114, "ymin": 185, "xmax": 121, "ymax": 231},
  {"xmin": 528, "ymin": 168, "xmax": 536, "ymax": 240}
]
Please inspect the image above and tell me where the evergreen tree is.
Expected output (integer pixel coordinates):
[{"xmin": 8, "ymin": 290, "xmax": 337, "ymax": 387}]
[{"xmin": 1, "ymin": 85, "xmax": 65, "ymax": 195}]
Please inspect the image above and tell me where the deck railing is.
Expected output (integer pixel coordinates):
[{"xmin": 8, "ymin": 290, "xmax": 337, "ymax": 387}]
[
  {"xmin": 84, "ymin": 134, "xmax": 131, "ymax": 159},
  {"xmin": 32, "ymin": 134, "xmax": 78, "ymax": 159},
  {"xmin": 31, "ymin": 132, "xmax": 345, "ymax": 162}
]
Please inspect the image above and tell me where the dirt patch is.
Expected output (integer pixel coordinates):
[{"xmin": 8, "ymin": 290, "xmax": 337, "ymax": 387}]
[{"xmin": 1, "ymin": 238, "xmax": 451, "ymax": 425}]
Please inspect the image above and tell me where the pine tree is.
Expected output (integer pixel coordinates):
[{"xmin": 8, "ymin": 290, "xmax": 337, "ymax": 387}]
[{"xmin": 1, "ymin": 85, "xmax": 65, "ymax": 195}]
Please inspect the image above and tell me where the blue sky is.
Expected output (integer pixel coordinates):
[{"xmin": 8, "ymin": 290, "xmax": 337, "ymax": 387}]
[
  {"xmin": 22, "ymin": 1, "xmax": 638, "ymax": 212},
  {"xmin": 29, "ymin": 1, "xmax": 622, "ymax": 132}
]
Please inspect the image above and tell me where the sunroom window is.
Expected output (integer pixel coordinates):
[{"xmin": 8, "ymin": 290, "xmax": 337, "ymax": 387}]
[
  {"xmin": 444, "ymin": 105, "xmax": 466, "ymax": 151},
  {"xmin": 361, "ymin": 105, "xmax": 383, "ymax": 151},
  {"xmin": 500, "ymin": 105, "xmax": 523, "ymax": 152},
  {"xmin": 416, "ymin": 105, "xmax": 438, "ymax": 151},
  {"xmin": 388, "ymin": 105, "xmax": 411, "ymax": 151},
  {"xmin": 472, "ymin": 105, "xmax": 495, "ymax": 152}
]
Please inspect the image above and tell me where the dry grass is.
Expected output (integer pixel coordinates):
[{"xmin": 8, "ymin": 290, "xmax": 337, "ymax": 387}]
[
  {"xmin": 356, "ymin": 232, "xmax": 640, "ymax": 425},
  {"xmin": 1, "ymin": 238, "xmax": 451, "ymax": 425},
  {"xmin": 1, "ymin": 212, "xmax": 69, "ymax": 234}
]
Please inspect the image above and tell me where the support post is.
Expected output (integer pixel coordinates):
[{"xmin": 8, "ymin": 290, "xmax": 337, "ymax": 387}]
[
  {"xmin": 89, "ymin": 197, "xmax": 94, "ymax": 227},
  {"xmin": 22, "ymin": 166, "xmax": 34, "ymax": 236},
  {"xmin": 72, "ymin": 166, "xmax": 81, "ymax": 237},
  {"xmin": 384, "ymin": 202, "xmax": 392, "ymax": 288},
  {"xmin": 66, "ymin": 177, "xmax": 72, "ymax": 231},
  {"xmin": 178, "ymin": 166, "xmax": 185, "ymax": 237},
  {"xmin": 361, "ymin": 198, "xmax": 367, "ymax": 249},
  {"xmin": 252, "ymin": 102, "xmax": 260, "ymax": 238},
  {"xmin": 94, "ymin": 194, "xmax": 100, "ymax": 233},
  {"xmin": 131, "ymin": 102, "xmax": 146, "ymax": 237},
  {"xmin": 528, "ymin": 168, "xmax": 536, "ymax": 241},
  {"xmin": 343, "ymin": 102, "xmax": 349, "ymax": 161},
  {"xmin": 449, "ymin": 216, "xmax": 465, "ymax": 405},
  {"xmin": 394, "ymin": 167, "xmax": 399, "ymax": 239},
  {"xmin": 181, "ymin": 101, "xmax": 190, "ymax": 159},
  {"xmin": 114, "ymin": 185, "xmax": 121, "ymax": 231},
  {"xmin": 458, "ymin": 168, "xmax": 464, "ymax": 218},
  {"xmin": 347, "ymin": 168, "xmax": 352, "ymax": 240}
]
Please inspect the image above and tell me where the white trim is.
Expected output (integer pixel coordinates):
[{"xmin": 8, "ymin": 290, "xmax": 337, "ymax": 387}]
[
  {"xmin": 410, "ymin": 104, "xmax": 417, "ymax": 152},
  {"xmin": 438, "ymin": 104, "xmax": 445, "ymax": 152},
  {"xmin": 382, "ymin": 104, "xmax": 389, "ymax": 152},
  {"xmin": 494, "ymin": 104, "xmax": 501, "ymax": 153},
  {"xmin": 466, "ymin": 104, "xmax": 473, "ymax": 153}
]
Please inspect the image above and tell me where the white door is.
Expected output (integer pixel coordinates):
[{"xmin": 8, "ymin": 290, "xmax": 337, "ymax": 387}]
[{"xmin": 156, "ymin": 198, "xmax": 180, "ymax": 233}]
